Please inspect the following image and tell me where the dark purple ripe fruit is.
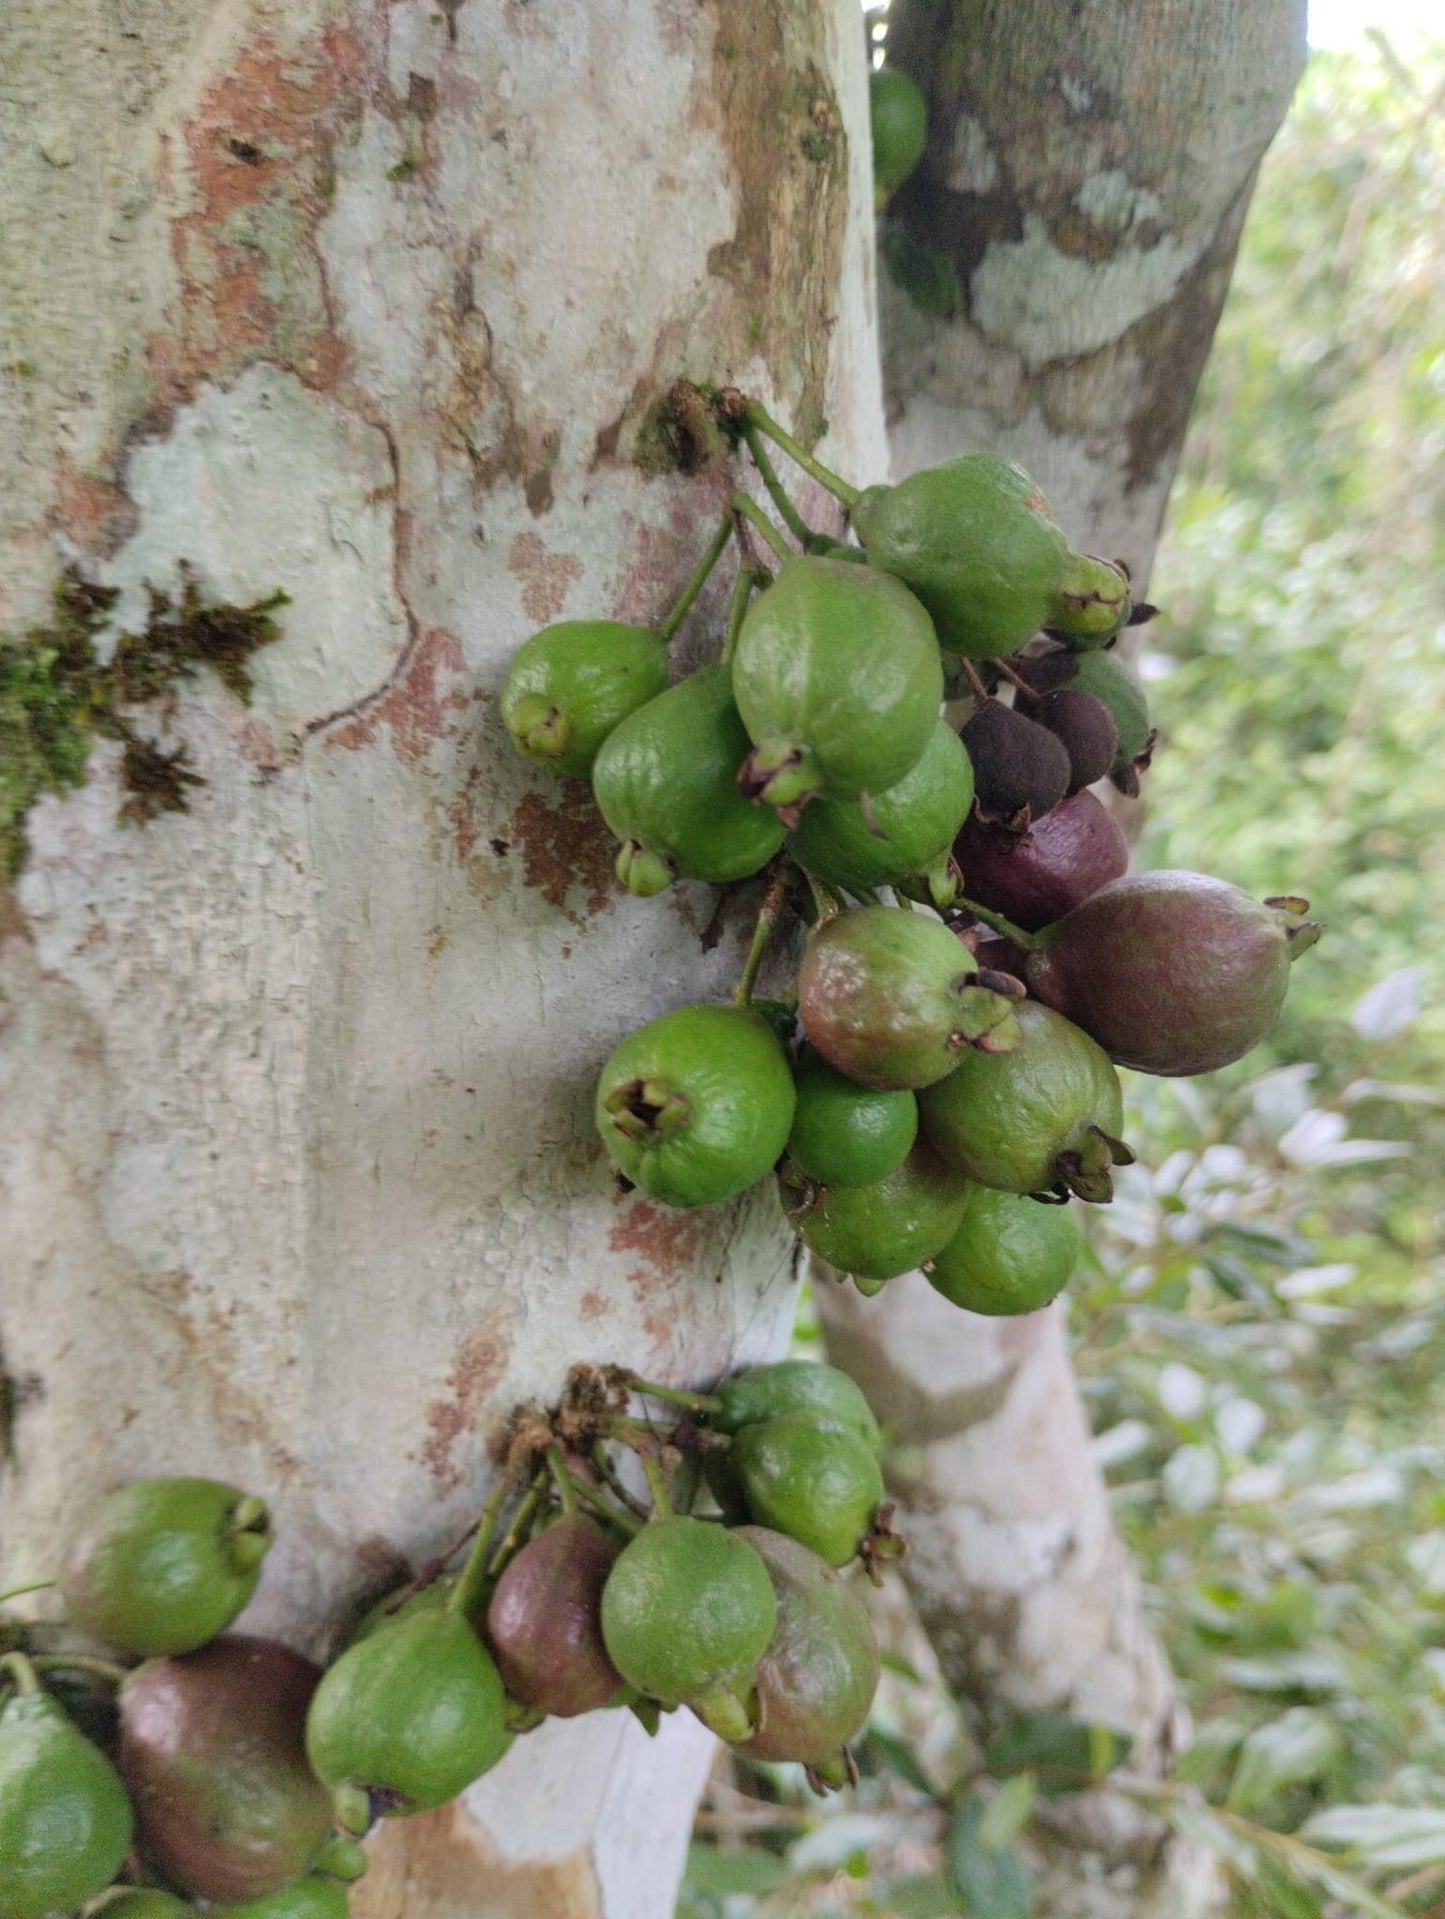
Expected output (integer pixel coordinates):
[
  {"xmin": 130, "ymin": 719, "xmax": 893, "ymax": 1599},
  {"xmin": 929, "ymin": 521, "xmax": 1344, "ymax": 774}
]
[
  {"xmin": 954, "ymin": 790, "xmax": 1129, "ymax": 933},
  {"xmin": 118, "ymin": 1636, "xmax": 332, "ymax": 1904},
  {"xmin": 485, "ymin": 1515, "xmax": 624, "ymax": 1718},
  {"xmin": 1024, "ymin": 871, "xmax": 1322, "ymax": 1076},
  {"xmin": 960, "ymin": 699, "xmax": 1071, "ymax": 829},
  {"xmin": 1033, "ymin": 689, "xmax": 1118, "ymax": 793}
]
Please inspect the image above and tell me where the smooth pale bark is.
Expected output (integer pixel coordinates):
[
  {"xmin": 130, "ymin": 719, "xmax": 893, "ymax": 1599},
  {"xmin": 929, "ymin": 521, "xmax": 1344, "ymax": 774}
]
[
  {"xmin": 0, "ymin": 4, "xmax": 882, "ymax": 1913},
  {"xmin": 821, "ymin": 2, "xmax": 1304, "ymax": 1907}
]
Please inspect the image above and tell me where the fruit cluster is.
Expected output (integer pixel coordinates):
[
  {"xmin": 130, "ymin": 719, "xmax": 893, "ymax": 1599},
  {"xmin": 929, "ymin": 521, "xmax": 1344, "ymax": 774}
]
[
  {"xmin": 0, "ymin": 1361, "xmax": 895, "ymax": 1917},
  {"xmin": 502, "ymin": 390, "xmax": 1320, "ymax": 1313}
]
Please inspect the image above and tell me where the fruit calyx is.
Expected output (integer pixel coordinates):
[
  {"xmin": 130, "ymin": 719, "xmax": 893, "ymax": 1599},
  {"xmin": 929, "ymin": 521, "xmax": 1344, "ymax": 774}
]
[
  {"xmin": 225, "ymin": 1495, "xmax": 273, "ymax": 1573},
  {"xmin": 506, "ymin": 693, "xmax": 571, "ymax": 765},
  {"xmin": 1265, "ymin": 895, "xmax": 1326, "ymax": 955},
  {"xmin": 737, "ymin": 741, "xmax": 820, "ymax": 821},
  {"xmin": 602, "ymin": 1078, "xmax": 693, "ymax": 1145},
  {"xmin": 615, "ymin": 841, "xmax": 676, "ymax": 898},
  {"xmin": 1049, "ymin": 1124, "xmax": 1136, "ymax": 1204},
  {"xmin": 1047, "ymin": 553, "xmax": 1132, "ymax": 646}
]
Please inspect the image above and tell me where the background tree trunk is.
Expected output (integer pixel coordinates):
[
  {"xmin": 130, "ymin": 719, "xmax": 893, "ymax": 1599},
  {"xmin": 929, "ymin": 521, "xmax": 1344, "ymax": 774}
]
[
  {"xmin": 0, "ymin": 4, "xmax": 881, "ymax": 1913},
  {"xmin": 822, "ymin": 2, "xmax": 1304, "ymax": 1908}
]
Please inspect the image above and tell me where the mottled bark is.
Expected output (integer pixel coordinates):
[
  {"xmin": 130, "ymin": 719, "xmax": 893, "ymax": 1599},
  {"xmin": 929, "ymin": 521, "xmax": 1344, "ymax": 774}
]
[
  {"xmin": 820, "ymin": 2, "xmax": 1303, "ymax": 1909},
  {"xmin": 0, "ymin": 4, "xmax": 882, "ymax": 1913}
]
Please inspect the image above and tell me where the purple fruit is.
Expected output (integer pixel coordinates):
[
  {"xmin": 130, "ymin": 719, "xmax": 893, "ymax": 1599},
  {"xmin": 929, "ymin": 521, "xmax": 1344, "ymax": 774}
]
[
  {"xmin": 485, "ymin": 1515, "xmax": 624, "ymax": 1718},
  {"xmin": 955, "ymin": 791, "xmax": 1129, "ymax": 932},
  {"xmin": 960, "ymin": 699, "xmax": 1070, "ymax": 828},
  {"xmin": 1025, "ymin": 872, "xmax": 1322, "ymax": 1076},
  {"xmin": 1033, "ymin": 688, "xmax": 1118, "ymax": 792}
]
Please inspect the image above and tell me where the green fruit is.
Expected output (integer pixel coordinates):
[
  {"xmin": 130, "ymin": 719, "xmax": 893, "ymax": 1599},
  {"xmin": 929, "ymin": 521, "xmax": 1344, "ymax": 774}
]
[
  {"xmin": 592, "ymin": 665, "xmax": 785, "ymax": 895},
  {"xmin": 596, "ymin": 1004, "xmax": 795, "ymax": 1208},
  {"xmin": 600, "ymin": 1517, "xmax": 777, "ymax": 1741},
  {"xmin": 1024, "ymin": 871, "xmax": 1322, "ymax": 1077},
  {"xmin": 60, "ymin": 1477, "xmax": 272, "ymax": 1656},
  {"xmin": 787, "ymin": 718, "xmax": 972, "ymax": 902},
  {"xmin": 852, "ymin": 455, "xmax": 1130, "ymax": 659},
  {"xmin": 798, "ymin": 906, "xmax": 1022, "ymax": 1090},
  {"xmin": 870, "ymin": 67, "xmax": 928, "ymax": 200},
  {"xmin": 787, "ymin": 1143, "xmax": 972, "ymax": 1281},
  {"xmin": 731, "ymin": 1418, "xmax": 883, "ymax": 1567},
  {"xmin": 926, "ymin": 1185, "xmax": 1080, "ymax": 1315},
  {"xmin": 712, "ymin": 1361, "xmax": 882, "ymax": 1452},
  {"xmin": 731, "ymin": 558, "xmax": 943, "ymax": 812},
  {"xmin": 99, "ymin": 1895, "xmax": 199, "ymax": 1918},
  {"xmin": 349, "ymin": 1575, "xmax": 455, "ymax": 1645},
  {"xmin": 118, "ymin": 1637, "xmax": 332, "ymax": 1903},
  {"xmin": 917, "ymin": 1000, "xmax": 1132, "ymax": 1203},
  {"xmin": 0, "ymin": 1685, "xmax": 134, "ymax": 1919},
  {"xmin": 305, "ymin": 1609, "xmax": 510, "ymax": 1816},
  {"xmin": 786, "ymin": 1048, "xmax": 918, "ymax": 1189},
  {"xmin": 209, "ymin": 1877, "xmax": 351, "ymax": 1919},
  {"xmin": 732, "ymin": 1528, "xmax": 879, "ymax": 1774},
  {"xmin": 501, "ymin": 621, "xmax": 669, "ymax": 778}
]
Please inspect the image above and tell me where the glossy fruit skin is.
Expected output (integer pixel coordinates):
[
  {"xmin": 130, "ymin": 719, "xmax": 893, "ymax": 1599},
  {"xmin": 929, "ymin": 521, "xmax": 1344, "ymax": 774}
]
[
  {"xmin": 786, "ymin": 1048, "xmax": 918, "ymax": 1189},
  {"xmin": 787, "ymin": 719, "xmax": 973, "ymax": 897},
  {"xmin": 731, "ymin": 558, "xmax": 942, "ymax": 805},
  {"xmin": 118, "ymin": 1637, "xmax": 331, "ymax": 1904},
  {"xmin": 918, "ymin": 1001, "xmax": 1125, "ymax": 1200},
  {"xmin": 788, "ymin": 1143, "xmax": 972, "ymax": 1280},
  {"xmin": 926, "ymin": 1186, "xmax": 1080, "ymax": 1315},
  {"xmin": 501, "ymin": 621, "xmax": 669, "ymax": 778},
  {"xmin": 596, "ymin": 1004, "xmax": 795, "ymax": 1208},
  {"xmin": 731, "ymin": 1418, "xmax": 883, "ymax": 1567},
  {"xmin": 99, "ymin": 1894, "xmax": 199, "ymax": 1918},
  {"xmin": 1025, "ymin": 871, "xmax": 1309, "ymax": 1076},
  {"xmin": 870, "ymin": 66, "xmax": 928, "ymax": 198},
  {"xmin": 600, "ymin": 1518, "xmax": 777, "ymax": 1738},
  {"xmin": 209, "ymin": 1876, "xmax": 350, "ymax": 1919},
  {"xmin": 732, "ymin": 1529, "xmax": 879, "ymax": 1766},
  {"xmin": 798, "ymin": 907, "xmax": 1020, "ymax": 1091},
  {"xmin": 592, "ymin": 665, "xmax": 786, "ymax": 893},
  {"xmin": 853, "ymin": 456, "xmax": 1120, "ymax": 660},
  {"xmin": 960, "ymin": 699, "xmax": 1072, "ymax": 826},
  {"xmin": 306, "ymin": 1609, "xmax": 509, "ymax": 1815},
  {"xmin": 0, "ymin": 1691, "xmax": 135, "ymax": 1919},
  {"xmin": 712, "ymin": 1361, "xmax": 882, "ymax": 1453},
  {"xmin": 60, "ymin": 1477, "xmax": 271, "ymax": 1656},
  {"xmin": 485, "ymin": 1515, "xmax": 624, "ymax": 1718},
  {"xmin": 955, "ymin": 790, "xmax": 1129, "ymax": 933},
  {"xmin": 350, "ymin": 1574, "xmax": 455, "ymax": 1645}
]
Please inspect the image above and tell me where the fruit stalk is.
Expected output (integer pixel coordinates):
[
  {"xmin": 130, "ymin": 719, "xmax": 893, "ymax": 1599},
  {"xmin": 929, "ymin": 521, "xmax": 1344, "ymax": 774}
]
[
  {"xmin": 0, "ymin": 1650, "xmax": 42, "ymax": 1695},
  {"xmin": 446, "ymin": 1473, "xmax": 517, "ymax": 1620},
  {"xmin": 657, "ymin": 514, "xmax": 735, "ymax": 644},
  {"xmin": 955, "ymin": 896, "xmax": 1041, "ymax": 952},
  {"xmin": 734, "ymin": 863, "xmax": 790, "ymax": 1008},
  {"xmin": 730, "ymin": 490, "xmax": 795, "ymax": 568},
  {"xmin": 721, "ymin": 563, "xmax": 761, "ymax": 667},
  {"xmin": 742, "ymin": 421, "xmax": 814, "ymax": 545},
  {"xmin": 551, "ymin": 1462, "xmax": 644, "ymax": 1538},
  {"xmin": 741, "ymin": 400, "xmax": 861, "ymax": 512}
]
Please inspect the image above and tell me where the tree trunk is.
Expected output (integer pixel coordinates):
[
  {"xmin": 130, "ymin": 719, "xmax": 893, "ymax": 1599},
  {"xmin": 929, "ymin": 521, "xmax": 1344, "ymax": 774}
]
[
  {"xmin": 0, "ymin": 4, "xmax": 881, "ymax": 1913},
  {"xmin": 821, "ymin": 2, "xmax": 1304, "ymax": 1908}
]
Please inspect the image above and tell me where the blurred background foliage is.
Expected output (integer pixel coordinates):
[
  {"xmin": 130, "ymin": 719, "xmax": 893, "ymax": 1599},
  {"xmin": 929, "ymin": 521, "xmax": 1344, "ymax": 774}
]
[{"xmin": 680, "ymin": 35, "xmax": 1445, "ymax": 1919}]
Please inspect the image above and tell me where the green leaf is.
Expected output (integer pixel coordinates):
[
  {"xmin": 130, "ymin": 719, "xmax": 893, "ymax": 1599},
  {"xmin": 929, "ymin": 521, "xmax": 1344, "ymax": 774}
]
[
  {"xmin": 859, "ymin": 1727, "xmax": 935, "ymax": 1797},
  {"xmin": 975, "ymin": 1772, "xmax": 1037, "ymax": 1852},
  {"xmin": 1225, "ymin": 1709, "xmax": 1342, "ymax": 1812},
  {"xmin": 684, "ymin": 1843, "xmax": 793, "ymax": 1896},
  {"xmin": 983, "ymin": 1712, "xmax": 1132, "ymax": 1794},
  {"xmin": 1299, "ymin": 1804, "xmax": 1445, "ymax": 1871},
  {"xmin": 947, "ymin": 1795, "xmax": 1031, "ymax": 1918},
  {"xmin": 887, "ymin": 1875, "xmax": 963, "ymax": 1918},
  {"xmin": 878, "ymin": 1649, "xmax": 926, "ymax": 1685}
]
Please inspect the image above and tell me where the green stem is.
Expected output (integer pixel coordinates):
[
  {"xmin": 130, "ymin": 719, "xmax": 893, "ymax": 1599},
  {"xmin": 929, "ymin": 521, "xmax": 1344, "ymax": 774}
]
[
  {"xmin": 734, "ymin": 863, "xmax": 789, "ymax": 1008},
  {"xmin": 658, "ymin": 513, "xmax": 735, "ymax": 643},
  {"xmin": 617, "ymin": 1372, "xmax": 723, "ymax": 1417},
  {"xmin": 0, "ymin": 1650, "xmax": 41, "ymax": 1695},
  {"xmin": 731, "ymin": 491, "xmax": 795, "ymax": 568},
  {"xmin": 555, "ymin": 1463, "xmax": 644, "ymax": 1538},
  {"xmin": 546, "ymin": 1445, "xmax": 577, "ymax": 1516},
  {"xmin": 485, "ymin": 1471, "xmax": 551, "ymax": 1581},
  {"xmin": 0, "ymin": 1580, "xmax": 56, "ymax": 1607},
  {"xmin": 29, "ymin": 1653, "xmax": 129, "ymax": 1687},
  {"xmin": 720, "ymin": 564, "xmax": 760, "ymax": 667},
  {"xmin": 642, "ymin": 1453, "xmax": 674, "ymax": 1518},
  {"xmin": 447, "ymin": 1474, "xmax": 516, "ymax": 1619},
  {"xmin": 956, "ymin": 897, "xmax": 1040, "ymax": 952},
  {"xmin": 799, "ymin": 864, "xmax": 842, "ymax": 924},
  {"xmin": 742, "ymin": 422, "xmax": 814, "ymax": 544},
  {"xmin": 745, "ymin": 401, "xmax": 860, "ymax": 510},
  {"xmin": 590, "ymin": 1442, "xmax": 651, "ymax": 1519}
]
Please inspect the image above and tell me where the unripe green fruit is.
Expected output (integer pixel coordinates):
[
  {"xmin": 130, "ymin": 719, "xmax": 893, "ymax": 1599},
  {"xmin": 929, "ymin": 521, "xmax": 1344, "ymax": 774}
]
[
  {"xmin": 706, "ymin": 1359, "xmax": 883, "ymax": 1521},
  {"xmin": 926, "ymin": 1185, "xmax": 1080, "ymax": 1315},
  {"xmin": 592, "ymin": 665, "xmax": 786, "ymax": 893},
  {"xmin": 731, "ymin": 1417, "xmax": 883, "ymax": 1567},
  {"xmin": 60, "ymin": 1477, "xmax": 272, "ymax": 1656},
  {"xmin": 733, "ymin": 1529, "xmax": 879, "ymax": 1773},
  {"xmin": 501, "ymin": 621, "xmax": 669, "ymax": 777},
  {"xmin": 798, "ymin": 906, "xmax": 1022, "ymax": 1090},
  {"xmin": 787, "ymin": 718, "xmax": 972, "ymax": 902},
  {"xmin": 870, "ymin": 66, "xmax": 928, "ymax": 200},
  {"xmin": 0, "ymin": 1687, "xmax": 135, "ymax": 1919},
  {"xmin": 732, "ymin": 558, "xmax": 942, "ymax": 812},
  {"xmin": 600, "ymin": 1517, "xmax": 777, "ymax": 1741},
  {"xmin": 99, "ymin": 1894, "xmax": 199, "ymax": 1918},
  {"xmin": 917, "ymin": 1000, "xmax": 1132, "ymax": 1203},
  {"xmin": 305, "ymin": 1609, "xmax": 510, "ymax": 1816},
  {"xmin": 596, "ymin": 1004, "xmax": 795, "ymax": 1208},
  {"xmin": 209, "ymin": 1877, "xmax": 351, "ymax": 1919},
  {"xmin": 787, "ymin": 1047, "xmax": 918, "ymax": 1189},
  {"xmin": 852, "ymin": 455, "xmax": 1130, "ymax": 658},
  {"xmin": 787, "ymin": 1143, "xmax": 972, "ymax": 1281}
]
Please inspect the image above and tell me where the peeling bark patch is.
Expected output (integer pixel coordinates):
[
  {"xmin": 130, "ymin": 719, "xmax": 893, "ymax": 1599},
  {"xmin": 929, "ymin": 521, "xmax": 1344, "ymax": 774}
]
[
  {"xmin": 329, "ymin": 627, "xmax": 469, "ymax": 766},
  {"xmin": 608, "ymin": 1199, "xmax": 708, "ymax": 1311},
  {"xmin": 579, "ymin": 1290, "xmax": 609, "ymax": 1321},
  {"xmin": 507, "ymin": 532, "xmax": 583, "ymax": 626},
  {"xmin": 419, "ymin": 1327, "xmax": 508, "ymax": 1492},
  {"xmin": 352, "ymin": 1799, "xmax": 601, "ymax": 1919},
  {"xmin": 506, "ymin": 787, "xmax": 617, "ymax": 926}
]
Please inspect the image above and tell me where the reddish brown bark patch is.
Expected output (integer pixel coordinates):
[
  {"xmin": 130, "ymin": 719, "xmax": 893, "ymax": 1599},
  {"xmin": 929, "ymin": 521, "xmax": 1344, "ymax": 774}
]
[
  {"xmin": 608, "ymin": 1199, "xmax": 708, "ymax": 1312},
  {"xmin": 353, "ymin": 1801, "xmax": 601, "ymax": 1919},
  {"xmin": 579, "ymin": 1290, "xmax": 609, "ymax": 1321},
  {"xmin": 329, "ymin": 627, "xmax": 470, "ymax": 765},
  {"xmin": 508, "ymin": 531, "xmax": 583, "ymax": 626},
  {"xmin": 506, "ymin": 787, "xmax": 618, "ymax": 925},
  {"xmin": 419, "ymin": 1326, "xmax": 509, "ymax": 1493}
]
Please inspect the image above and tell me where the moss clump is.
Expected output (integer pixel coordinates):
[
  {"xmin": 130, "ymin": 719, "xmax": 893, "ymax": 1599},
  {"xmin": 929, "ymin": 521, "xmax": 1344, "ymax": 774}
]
[{"xmin": 0, "ymin": 564, "xmax": 287, "ymax": 878}]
